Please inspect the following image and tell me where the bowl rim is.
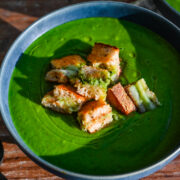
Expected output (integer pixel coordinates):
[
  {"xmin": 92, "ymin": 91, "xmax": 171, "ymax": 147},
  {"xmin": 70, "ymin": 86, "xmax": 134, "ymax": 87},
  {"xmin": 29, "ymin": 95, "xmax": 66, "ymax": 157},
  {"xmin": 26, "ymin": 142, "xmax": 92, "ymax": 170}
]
[
  {"xmin": 154, "ymin": 0, "xmax": 180, "ymax": 27},
  {"xmin": 0, "ymin": 1, "xmax": 180, "ymax": 179},
  {"xmin": 161, "ymin": 0, "xmax": 180, "ymax": 15}
]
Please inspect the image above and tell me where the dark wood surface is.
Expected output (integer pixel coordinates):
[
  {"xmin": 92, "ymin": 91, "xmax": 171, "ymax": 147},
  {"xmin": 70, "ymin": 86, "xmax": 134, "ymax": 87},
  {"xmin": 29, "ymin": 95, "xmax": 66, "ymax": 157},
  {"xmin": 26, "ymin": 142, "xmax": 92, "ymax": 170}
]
[{"xmin": 0, "ymin": 0, "xmax": 180, "ymax": 179}]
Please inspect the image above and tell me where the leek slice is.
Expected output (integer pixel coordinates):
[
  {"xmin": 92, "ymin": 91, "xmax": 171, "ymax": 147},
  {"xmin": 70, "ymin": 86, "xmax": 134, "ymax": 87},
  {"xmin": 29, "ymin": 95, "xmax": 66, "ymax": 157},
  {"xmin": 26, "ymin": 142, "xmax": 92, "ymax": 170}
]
[
  {"xmin": 127, "ymin": 85, "xmax": 146, "ymax": 113},
  {"xmin": 135, "ymin": 79, "xmax": 156, "ymax": 110}
]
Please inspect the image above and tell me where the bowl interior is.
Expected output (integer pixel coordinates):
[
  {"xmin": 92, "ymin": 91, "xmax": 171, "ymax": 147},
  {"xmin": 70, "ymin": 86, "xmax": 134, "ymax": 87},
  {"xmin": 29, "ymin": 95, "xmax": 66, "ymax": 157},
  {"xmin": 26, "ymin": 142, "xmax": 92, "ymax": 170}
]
[{"xmin": 1, "ymin": 2, "xmax": 180, "ymax": 179}]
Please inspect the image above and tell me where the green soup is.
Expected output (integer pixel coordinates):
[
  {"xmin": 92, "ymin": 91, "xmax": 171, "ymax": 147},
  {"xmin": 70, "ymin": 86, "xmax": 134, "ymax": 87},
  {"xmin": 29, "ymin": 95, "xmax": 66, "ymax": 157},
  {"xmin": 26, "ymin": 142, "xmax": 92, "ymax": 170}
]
[
  {"xmin": 8, "ymin": 18, "xmax": 180, "ymax": 175},
  {"xmin": 165, "ymin": 0, "xmax": 180, "ymax": 12}
]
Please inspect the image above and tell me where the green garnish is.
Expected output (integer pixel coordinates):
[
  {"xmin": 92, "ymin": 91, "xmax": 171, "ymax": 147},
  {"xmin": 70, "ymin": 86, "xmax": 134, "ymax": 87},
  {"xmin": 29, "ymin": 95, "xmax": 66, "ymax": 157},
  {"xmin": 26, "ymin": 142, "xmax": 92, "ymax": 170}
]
[{"xmin": 78, "ymin": 66, "xmax": 111, "ymax": 88}]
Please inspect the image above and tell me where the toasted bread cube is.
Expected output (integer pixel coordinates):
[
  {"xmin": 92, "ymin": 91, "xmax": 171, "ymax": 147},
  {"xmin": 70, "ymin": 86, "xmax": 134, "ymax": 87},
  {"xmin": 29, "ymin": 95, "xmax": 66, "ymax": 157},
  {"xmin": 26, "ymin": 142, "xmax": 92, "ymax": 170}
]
[
  {"xmin": 78, "ymin": 100, "xmax": 113, "ymax": 133},
  {"xmin": 79, "ymin": 65, "xmax": 110, "ymax": 86},
  {"xmin": 74, "ymin": 81, "xmax": 107, "ymax": 101},
  {"xmin": 107, "ymin": 83, "xmax": 136, "ymax": 115},
  {"xmin": 45, "ymin": 69, "xmax": 68, "ymax": 83},
  {"xmin": 72, "ymin": 66, "xmax": 110, "ymax": 101},
  {"xmin": 87, "ymin": 43, "xmax": 121, "ymax": 82},
  {"xmin": 45, "ymin": 68, "xmax": 78, "ymax": 84},
  {"xmin": 42, "ymin": 85, "xmax": 86, "ymax": 114},
  {"xmin": 41, "ymin": 90, "xmax": 57, "ymax": 110},
  {"xmin": 51, "ymin": 55, "xmax": 86, "ymax": 69},
  {"xmin": 45, "ymin": 55, "xmax": 85, "ymax": 84}
]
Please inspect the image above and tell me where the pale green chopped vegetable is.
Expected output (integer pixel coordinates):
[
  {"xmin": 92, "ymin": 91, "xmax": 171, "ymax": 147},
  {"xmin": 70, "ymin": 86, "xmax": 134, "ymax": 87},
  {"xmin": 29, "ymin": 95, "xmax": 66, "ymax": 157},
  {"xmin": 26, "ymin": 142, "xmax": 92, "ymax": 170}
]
[
  {"xmin": 135, "ymin": 78, "xmax": 160, "ymax": 110},
  {"xmin": 126, "ymin": 85, "xmax": 146, "ymax": 113},
  {"xmin": 59, "ymin": 69, "xmax": 78, "ymax": 78},
  {"xmin": 135, "ymin": 79, "xmax": 156, "ymax": 110},
  {"xmin": 65, "ymin": 65, "xmax": 79, "ymax": 72},
  {"xmin": 125, "ymin": 78, "xmax": 160, "ymax": 113},
  {"xmin": 146, "ymin": 89, "xmax": 161, "ymax": 106},
  {"xmin": 138, "ymin": 78, "xmax": 161, "ymax": 106}
]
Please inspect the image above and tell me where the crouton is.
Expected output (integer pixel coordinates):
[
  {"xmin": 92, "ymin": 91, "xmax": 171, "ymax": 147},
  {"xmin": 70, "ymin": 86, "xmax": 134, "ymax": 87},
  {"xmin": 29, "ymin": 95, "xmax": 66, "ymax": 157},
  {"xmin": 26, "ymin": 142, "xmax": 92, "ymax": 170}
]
[
  {"xmin": 51, "ymin": 55, "xmax": 86, "ymax": 69},
  {"xmin": 74, "ymin": 81, "xmax": 107, "ymax": 101},
  {"xmin": 78, "ymin": 100, "xmax": 113, "ymax": 133},
  {"xmin": 87, "ymin": 43, "xmax": 121, "ymax": 82},
  {"xmin": 45, "ymin": 68, "xmax": 78, "ymax": 84},
  {"xmin": 45, "ymin": 69, "xmax": 68, "ymax": 83},
  {"xmin": 79, "ymin": 65, "xmax": 110, "ymax": 86},
  {"xmin": 42, "ymin": 85, "xmax": 86, "ymax": 114},
  {"xmin": 45, "ymin": 55, "xmax": 85, "ymax": 84},
  {"xmin": 69, "ymin": 66, "xmax": 109, "ymax": 101},
  {"xmin": 107, "ymin": 83, "xmax": 136, "ymax": 115}
]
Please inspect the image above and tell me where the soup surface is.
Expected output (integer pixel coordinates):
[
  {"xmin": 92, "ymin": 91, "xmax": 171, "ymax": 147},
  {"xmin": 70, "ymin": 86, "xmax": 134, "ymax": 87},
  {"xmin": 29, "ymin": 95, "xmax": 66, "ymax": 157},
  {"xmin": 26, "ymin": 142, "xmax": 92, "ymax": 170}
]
[
  {"xmin": 165, "ymin": 0, "xmax": 180, "ymax": 12},
  {"xmin": 9, "ymin": 18, "xmax": 180, "ymax": 175}
]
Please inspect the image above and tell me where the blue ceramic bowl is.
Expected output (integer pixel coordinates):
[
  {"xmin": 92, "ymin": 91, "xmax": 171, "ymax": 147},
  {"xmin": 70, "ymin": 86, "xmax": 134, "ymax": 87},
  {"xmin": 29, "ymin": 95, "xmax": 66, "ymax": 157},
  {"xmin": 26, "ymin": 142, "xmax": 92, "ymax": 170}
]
[
  {"xmin": 154, "ymin": 0, "xmax": 180, "ymax": 27},
  {"xmin": 0, "ymin": 1, "xmax": 179, "ymax": 179}
]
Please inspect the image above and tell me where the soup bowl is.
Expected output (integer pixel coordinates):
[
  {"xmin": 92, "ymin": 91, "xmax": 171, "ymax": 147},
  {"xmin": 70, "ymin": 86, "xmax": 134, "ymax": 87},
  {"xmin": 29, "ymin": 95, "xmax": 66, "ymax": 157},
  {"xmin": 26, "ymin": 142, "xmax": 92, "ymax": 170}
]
[
  {"xmin": 0, "ymin": 1, "xmax": 180, "ymax": 179},
  {"xmin": 154, "ymin": 0, "xmax": 180, "ymax": 27}
]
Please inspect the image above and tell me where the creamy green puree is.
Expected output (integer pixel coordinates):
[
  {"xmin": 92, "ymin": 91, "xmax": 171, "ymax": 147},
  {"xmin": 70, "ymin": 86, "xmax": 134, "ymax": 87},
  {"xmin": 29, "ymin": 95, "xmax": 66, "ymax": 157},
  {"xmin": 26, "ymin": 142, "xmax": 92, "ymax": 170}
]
[
  {"xmin": 8, "ymin": 18, "xmax": 180, "ymax": 175},
  {"xmin": 165, "ymin": 0, "xmax": 180, "ymax": 12}
]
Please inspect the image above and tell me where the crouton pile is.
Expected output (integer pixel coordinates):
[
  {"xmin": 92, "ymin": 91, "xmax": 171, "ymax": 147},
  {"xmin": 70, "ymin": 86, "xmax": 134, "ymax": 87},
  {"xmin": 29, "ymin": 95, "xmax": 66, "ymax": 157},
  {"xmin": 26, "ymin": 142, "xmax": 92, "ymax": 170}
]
[{"xmin": 42, "ymin": 43, "xmax": 160, "ymax": 133}]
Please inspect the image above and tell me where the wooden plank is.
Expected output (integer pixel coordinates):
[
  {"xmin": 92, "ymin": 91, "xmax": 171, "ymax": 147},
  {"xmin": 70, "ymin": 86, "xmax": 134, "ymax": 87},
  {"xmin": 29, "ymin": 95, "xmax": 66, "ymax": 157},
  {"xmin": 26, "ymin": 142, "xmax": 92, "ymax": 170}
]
[
  {"xmin": 0, "ymin": 142, "xmax": 180, "ymax": 179},
  {"xmin": 0, "ymin": 142, "xmax": 63, "ymax": 179}
]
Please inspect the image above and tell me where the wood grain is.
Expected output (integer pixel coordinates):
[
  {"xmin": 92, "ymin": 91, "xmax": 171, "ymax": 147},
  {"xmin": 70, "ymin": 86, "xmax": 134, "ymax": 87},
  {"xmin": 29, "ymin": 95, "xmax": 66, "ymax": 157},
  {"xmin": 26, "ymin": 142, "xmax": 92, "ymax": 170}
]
[
  {"xmin": 0, "ymin": 142, "xmax": 180, "ymax": 179},
  {"xmin": 0, "ymin": 0, "xmax": 179, "ymax": 179},
  {"xmin": 0, "ymin": 142, "xmax": 63, "ymax": 179}
]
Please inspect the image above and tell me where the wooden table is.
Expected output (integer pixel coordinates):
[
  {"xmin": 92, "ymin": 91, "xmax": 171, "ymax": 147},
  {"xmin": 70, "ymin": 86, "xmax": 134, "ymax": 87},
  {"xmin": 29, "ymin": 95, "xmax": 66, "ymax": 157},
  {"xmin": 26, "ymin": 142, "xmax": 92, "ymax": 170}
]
[{"xmin": 0, "ymin": 0, "xmax": 179, "ymax": 179}]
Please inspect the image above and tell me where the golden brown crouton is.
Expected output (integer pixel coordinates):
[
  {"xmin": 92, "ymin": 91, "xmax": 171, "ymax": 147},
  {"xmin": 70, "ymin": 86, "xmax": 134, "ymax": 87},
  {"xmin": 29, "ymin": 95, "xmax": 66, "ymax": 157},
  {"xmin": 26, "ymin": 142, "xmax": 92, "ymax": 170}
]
[
  {"xmin": 51, "ymin": 55, "xmax": 86, "ymax": 69},
  {"xmin": 78, "ymin": 100, "xmax": 113, "ymax": 133},
  {"xmin": 45, "ymin": 69, "xmax": 68, "ymax": 83},
  {"xmin": 45, "ymin": 55, "xmax": 85, "ymax": 84},
  {"xmin": 74, "ymin": 81, "xmax": 107, "ymax": 101},
  {"xmin": 71, "ymin": 65, "xmax": 110, "ymax": 101},
  {"xmin": 87, "ymin": 43, "xmax": 121, "ymax": 82},
  {"xmin": 107, "ymin": 83, "xmax": 136, "ymax": 115},
  {"xmin": 79, "ymin": 65, "xmax": 110, "ymax": 83},
  {"xmin": 42, "ymin": 85, "xmax": 86, "ymax": 114}
]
